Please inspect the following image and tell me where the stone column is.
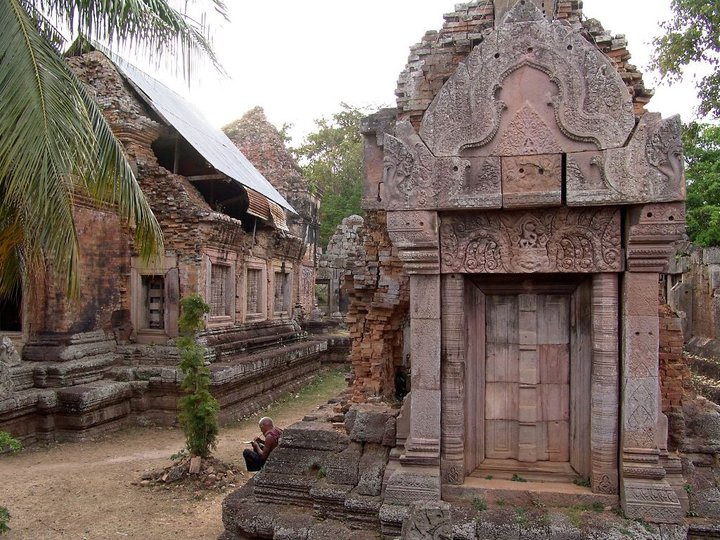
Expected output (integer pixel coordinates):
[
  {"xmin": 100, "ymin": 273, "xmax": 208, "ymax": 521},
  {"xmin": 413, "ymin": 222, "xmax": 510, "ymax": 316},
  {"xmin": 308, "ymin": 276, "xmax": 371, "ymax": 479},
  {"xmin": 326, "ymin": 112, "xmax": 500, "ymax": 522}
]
[
  {"xmin": 384, "ymin": 210, "xmax": 443, "ymax": 505},
  {"xmin": 591, "ymin": 273, "xmax": 619, "ymax": 494},
  {"xmin": 621, "ymin": 203, "xmax": 685, "ymax": 523},
  {"xmin": 400, "ymin": 273, "xmax": 442, "ymax": 464},
  {"xmin": 440, "ymin": 274, "xmax": 466, "ymax": 484}
]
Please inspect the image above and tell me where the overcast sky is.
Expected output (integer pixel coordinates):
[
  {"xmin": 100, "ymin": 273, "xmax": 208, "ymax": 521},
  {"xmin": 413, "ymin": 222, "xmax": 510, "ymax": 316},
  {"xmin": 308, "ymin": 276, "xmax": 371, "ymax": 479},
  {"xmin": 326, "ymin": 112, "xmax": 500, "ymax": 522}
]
[{"xmin": 141, "ymin": 0, "xmax": 703, "ymax": 144}]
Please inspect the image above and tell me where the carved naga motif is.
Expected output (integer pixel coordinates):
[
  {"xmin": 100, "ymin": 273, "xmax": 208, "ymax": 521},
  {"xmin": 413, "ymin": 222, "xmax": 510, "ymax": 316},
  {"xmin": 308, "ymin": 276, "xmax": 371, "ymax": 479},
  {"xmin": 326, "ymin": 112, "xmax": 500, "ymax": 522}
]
[
  {"xmin": 440, "ymin": 207, "xmax": 622, "ymax": 274},
  {"xmin": 419, "ymin": 0, "xmax": 635, "ymax": 156},
  {"xmin": 566, "ymin": 114, "xmax": 685, "ymax": 206},
  {"xmin": 382, "ymin": 121, "xmax": 500, "ymax": 211}
]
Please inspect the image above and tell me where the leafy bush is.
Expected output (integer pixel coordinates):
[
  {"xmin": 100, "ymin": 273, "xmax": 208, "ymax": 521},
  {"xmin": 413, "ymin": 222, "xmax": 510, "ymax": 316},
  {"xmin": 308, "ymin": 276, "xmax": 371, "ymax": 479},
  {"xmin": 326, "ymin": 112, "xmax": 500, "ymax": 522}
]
[
  {"xmin": 177, "ymin": 295, "xmax": 218, "ymax": 458},
  {"xmin": 0, "ymin": 506, "xmax": 10, "ymax": 534},
  {"xmin": 0, "ymin": 432, "xmax": 20, "ymax": 454}
]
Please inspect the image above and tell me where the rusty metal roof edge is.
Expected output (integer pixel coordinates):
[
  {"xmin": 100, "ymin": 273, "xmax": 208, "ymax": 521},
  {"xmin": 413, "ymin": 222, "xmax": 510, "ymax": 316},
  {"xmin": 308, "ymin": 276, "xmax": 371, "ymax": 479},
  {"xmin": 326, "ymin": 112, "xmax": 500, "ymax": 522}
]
[{"xmin": 95, "ymin": 46, "xmax": 297, "ymax": 215}]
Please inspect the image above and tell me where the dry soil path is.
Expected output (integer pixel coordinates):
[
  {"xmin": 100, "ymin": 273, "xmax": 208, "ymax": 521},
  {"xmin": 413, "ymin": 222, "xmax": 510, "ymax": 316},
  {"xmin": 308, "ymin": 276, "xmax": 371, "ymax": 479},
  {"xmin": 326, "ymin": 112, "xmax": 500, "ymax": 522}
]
[{"xmin": 0, "ymin": 369, "xmax": 347, "ymax": 539}]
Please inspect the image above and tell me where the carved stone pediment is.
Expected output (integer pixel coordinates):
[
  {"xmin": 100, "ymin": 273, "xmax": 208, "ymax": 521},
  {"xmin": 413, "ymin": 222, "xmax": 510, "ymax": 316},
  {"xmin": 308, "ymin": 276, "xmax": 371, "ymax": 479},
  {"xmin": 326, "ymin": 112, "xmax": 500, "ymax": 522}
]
[
  {"xmin": 440, "ymin": 207, "xmax": 622, "ymax": 274},
  {"xmin": 382, "ymin": 121, "xmax": 501, "ymax": 211},
  {"xmin": 567, "ymin": 114, "xmax": 685, "ymax": 206},
  {"xmin": 419, "ymin": 0, "xmax": 635, "ymax": 157}
]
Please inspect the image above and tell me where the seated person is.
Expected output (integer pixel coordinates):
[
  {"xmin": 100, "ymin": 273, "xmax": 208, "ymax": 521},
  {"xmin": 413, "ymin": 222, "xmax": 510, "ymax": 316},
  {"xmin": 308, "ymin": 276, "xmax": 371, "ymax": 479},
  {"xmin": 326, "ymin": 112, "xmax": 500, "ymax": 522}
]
[{"xmin": 243, "ymin": 417, "xmax": 283, "ymax": 472}]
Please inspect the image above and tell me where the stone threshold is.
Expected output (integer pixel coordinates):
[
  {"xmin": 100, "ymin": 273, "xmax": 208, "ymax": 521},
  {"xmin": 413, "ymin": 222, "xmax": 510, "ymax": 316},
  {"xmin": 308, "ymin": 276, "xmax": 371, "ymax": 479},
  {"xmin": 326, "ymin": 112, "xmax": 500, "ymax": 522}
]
[{"xmin": 443, "ymin": 476, "xmax": 619, "ymax": 508}]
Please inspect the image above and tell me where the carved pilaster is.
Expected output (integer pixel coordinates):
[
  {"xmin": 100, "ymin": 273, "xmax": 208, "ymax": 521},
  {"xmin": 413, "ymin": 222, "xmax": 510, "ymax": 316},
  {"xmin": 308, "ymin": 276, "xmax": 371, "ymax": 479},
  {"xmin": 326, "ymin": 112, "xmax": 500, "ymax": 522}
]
[
  {"xmin": 440, "ymin": 274, "xmax": 465, "ymax": 485},
  {"xmin": 386, "ymin": 211, "xmax": 440, "ymax": 275},
  {"xmin": 621, "ymin": 272, "xmax": 684, "ymax": 522},
  {"xmin": 591, "ymin": 273, "xmax": 619, "ymax": 494},
  {"xmin": 401, "ymin": 274, "xmax": 442, "ymax": 466}
]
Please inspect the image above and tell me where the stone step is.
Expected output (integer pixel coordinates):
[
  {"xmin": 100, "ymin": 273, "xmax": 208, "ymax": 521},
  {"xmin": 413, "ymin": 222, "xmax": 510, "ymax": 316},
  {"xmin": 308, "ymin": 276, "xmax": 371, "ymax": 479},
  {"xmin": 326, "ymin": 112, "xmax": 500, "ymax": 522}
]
[
  {"xmin": 442, "ymin": 476, "xmax": 619, "ymax": 508},
  {"xmin": 33, "ymin": 353, "xmax": 117, "ymax": 387}
]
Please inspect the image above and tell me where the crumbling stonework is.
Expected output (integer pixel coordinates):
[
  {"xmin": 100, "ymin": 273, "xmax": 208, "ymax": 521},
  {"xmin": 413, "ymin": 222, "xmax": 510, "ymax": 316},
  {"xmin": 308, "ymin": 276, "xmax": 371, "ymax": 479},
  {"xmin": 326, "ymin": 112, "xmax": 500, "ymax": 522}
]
[
  {"xmin": 665, "ymin": 243, "xmax": 720, "ymax": 403},
  {"xmin": 344, "ymin": 212, "xmax": 409, "ymax": 400},
  {"xmin": 316, "ymin": 215, "xmax": 365, "ymax": 317},
  {"xmin": 224, "ymin": 107, "xmax": 320, "ymax": 316},
  {"xmin": 393, "ymin": 0, "xmax": 652, "ymax": 132},
  {"xmin": 221, "ymin": 398, "xmax": 398, "ymax": 538},
  {"xmin": 0, "ymin": 51, "xmax": 329, "ymax": 445}
]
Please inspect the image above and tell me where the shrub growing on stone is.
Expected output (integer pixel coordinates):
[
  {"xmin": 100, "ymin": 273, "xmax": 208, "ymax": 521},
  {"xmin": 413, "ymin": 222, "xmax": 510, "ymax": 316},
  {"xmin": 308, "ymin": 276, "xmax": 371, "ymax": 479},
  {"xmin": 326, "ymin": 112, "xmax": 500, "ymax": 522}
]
[{"xmin": 177, "ymin": 295, "xmax": 218, "ymax": 458}]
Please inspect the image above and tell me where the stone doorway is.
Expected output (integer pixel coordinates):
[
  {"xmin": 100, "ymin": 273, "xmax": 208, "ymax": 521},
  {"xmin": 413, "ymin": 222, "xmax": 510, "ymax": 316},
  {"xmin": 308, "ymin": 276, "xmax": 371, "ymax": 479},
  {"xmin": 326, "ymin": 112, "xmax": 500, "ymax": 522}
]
[{"xmin": 464, "ymin": 277, "xmax": 592, "ymax": 483}]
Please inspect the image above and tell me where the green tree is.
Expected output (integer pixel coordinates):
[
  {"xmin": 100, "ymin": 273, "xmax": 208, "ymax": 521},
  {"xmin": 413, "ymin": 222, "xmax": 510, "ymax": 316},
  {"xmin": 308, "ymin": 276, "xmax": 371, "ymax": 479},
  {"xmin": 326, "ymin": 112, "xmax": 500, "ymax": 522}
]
[
  {"xmin": 0, "ymin": 0, "xmax": 226, "ymax": 296},
  {"xmin": 293, "ymin": 104, "xmax": 365, "ymax": 246},
  {"xmin": 177, "ymin": 294, "xmax": 218, "ymax": 458},
  {"xmin": 652, "ymin": 0, "xmax": 720, "ymax": 118},
  {"xmin": 684, "ymin": 122, "xmax": 720, "ymax": 246}
]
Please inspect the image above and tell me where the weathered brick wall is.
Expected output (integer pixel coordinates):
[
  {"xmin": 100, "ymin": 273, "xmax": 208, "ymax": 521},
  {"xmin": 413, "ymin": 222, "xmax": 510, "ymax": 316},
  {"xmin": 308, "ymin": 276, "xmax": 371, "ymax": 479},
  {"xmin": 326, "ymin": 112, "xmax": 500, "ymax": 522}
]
[
  {"xmin": 659, "ymin": 302, "xmax": 692, "ymax": 413},
  {"xmin": 223, "ymin": 106, "xmax": 318, "ymax": 315},
  {"xmin": 345, "ymin": 211, "xmax": 409, "ymax": 400},
  {"xmin": 395, "ymin": 0, "xmax": 650, "ymax": 128},
  {"xmin": 25, "ymin": 201, "xmax": 131, "ymax": 336}
]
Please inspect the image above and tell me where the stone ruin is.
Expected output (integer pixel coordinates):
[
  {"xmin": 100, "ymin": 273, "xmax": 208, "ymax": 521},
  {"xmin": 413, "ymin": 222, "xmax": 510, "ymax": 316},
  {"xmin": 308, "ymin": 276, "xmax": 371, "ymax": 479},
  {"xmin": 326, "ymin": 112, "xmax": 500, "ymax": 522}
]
[
  {"xmin": 0, "ymin": 51, "xmax": 340, "ymax": 445},
  {"xmin": 315, "ymin": 215, "xmax": 366, "ymax": 320},
  {"xmin": 222, "ymin": 0, "xmax": 720, "ymax": 537}
]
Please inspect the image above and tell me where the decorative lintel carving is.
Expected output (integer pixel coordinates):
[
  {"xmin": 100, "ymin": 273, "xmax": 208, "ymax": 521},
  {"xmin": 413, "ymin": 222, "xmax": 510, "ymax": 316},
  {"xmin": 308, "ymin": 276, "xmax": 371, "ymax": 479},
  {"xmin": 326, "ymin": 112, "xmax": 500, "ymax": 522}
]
[{"xmin": 440, "ymin": 207, "xmax": 623, "ymax": 274}]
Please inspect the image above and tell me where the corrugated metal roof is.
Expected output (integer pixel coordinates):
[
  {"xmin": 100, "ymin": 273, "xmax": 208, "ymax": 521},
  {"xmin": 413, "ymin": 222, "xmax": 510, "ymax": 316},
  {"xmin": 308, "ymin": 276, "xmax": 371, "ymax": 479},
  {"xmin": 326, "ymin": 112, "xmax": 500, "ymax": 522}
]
[{"xmin": 106, "ymin": 52, "xmax": 295, "ymax": 214}]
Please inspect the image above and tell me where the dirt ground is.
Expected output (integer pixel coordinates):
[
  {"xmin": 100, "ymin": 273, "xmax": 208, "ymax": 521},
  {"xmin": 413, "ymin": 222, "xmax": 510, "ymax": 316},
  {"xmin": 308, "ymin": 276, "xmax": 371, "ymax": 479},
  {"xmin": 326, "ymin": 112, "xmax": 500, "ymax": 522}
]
[{"xmin": 0, "ymin": 369, "xmax": 348, "ymax": 539}]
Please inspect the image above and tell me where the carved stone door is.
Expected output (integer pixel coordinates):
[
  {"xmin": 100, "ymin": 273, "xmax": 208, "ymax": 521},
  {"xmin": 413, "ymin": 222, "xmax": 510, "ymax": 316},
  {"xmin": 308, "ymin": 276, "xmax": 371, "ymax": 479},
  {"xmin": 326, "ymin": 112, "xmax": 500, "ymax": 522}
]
[
  {"xmin": 485, "ymin": 293, "xmax": 570, "ymax": 464},
  {"xmin": 464, "ymin": 277, "xmax": 590, "ymax": 480}
]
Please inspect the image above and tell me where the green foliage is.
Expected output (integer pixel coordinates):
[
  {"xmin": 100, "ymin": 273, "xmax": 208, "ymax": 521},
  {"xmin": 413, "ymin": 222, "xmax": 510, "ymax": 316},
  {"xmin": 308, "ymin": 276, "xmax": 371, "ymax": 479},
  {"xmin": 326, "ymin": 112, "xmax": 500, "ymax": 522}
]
[
  {"xmin": 573, "ymin": 476, "xmax": 591, "ymax": 488},
  {"xmin": 177, "ymin": 294, "xmax": 218, "ymax": 458},
  {"xmin": 683, "ymin": 123, "xmax": 720, "ymax": 246},
  {"xmin": 510, "ymin": 473, "xmax": 527, "ymax": 482},
  {"xmin": 0, "ymin": 431, "xmax": 20, "ymax": 453},
  {"xmin": 0, "ymin": 506, "xmax": 10, "ymax": 534},
  {"xmin": 515, "ymin": 506, "xmax": 528, "ymax": 527},
  {"xmin": 472, "ymin": 496, "xmax": 487, "ymax": 512},
  {"xmin": 293, "ymin": 103, "xmax": 366, "ymax": 246},
  {"xmin": 0, "ymin": 1, "xmax": 227, "ymax": 296},
  {"xmin": 651, "ymin": 0, "xmax": 720, "ymax": 118}
]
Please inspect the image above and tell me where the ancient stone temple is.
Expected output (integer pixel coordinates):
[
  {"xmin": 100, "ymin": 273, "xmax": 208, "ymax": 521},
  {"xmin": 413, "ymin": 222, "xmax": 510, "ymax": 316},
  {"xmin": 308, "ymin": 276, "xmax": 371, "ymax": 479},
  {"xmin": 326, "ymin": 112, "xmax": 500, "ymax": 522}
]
[
  {"xmin": 359, "ymin": 0, "xmax": 687, "ymax": 526},
  {"xmin": 0, "ymin": 51, "xmax": 328, "ymax": 444}
]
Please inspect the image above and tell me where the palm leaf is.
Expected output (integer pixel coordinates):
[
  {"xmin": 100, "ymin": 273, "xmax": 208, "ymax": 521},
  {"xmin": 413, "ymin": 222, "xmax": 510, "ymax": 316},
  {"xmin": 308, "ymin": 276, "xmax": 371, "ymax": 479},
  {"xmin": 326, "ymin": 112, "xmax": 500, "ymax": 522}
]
[
  {"xmin": 0, "ymin": 0, "xmax": 164, "ymax": 295},
  {"xmin": 35, "ymin": 0, "xmax": 229, "ymax": 77}
]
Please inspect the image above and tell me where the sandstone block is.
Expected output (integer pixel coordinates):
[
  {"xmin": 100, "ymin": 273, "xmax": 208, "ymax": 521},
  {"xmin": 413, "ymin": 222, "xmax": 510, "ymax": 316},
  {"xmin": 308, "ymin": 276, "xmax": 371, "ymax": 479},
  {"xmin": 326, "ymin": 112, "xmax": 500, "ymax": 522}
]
[{"xmin": 348, "ymin": 404, "xmax": 399, "ymax": 444}]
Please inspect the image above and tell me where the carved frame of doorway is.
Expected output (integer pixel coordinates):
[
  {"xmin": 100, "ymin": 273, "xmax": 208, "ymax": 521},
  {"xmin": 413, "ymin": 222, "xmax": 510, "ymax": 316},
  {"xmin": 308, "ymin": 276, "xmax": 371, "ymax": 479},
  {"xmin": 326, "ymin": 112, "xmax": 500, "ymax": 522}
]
[{"xmin": 440, "ymin": 272, "xmax": 619, "ymax": 495}]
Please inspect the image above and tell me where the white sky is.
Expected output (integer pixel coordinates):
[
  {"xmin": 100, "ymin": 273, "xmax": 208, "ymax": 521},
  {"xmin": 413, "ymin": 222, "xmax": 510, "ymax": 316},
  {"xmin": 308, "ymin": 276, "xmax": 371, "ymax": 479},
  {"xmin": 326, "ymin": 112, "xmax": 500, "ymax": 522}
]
[{"xmin": 139, "ymin": 0, "xmax": 705, "ymax": 144}]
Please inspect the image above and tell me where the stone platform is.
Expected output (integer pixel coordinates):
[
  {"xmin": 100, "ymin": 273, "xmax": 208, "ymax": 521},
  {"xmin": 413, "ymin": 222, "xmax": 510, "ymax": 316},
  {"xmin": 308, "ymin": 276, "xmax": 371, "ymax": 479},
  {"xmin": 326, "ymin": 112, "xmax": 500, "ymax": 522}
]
[{"xmin": 0, "ymin": 324, "xmax": 337, "ymax": 445}]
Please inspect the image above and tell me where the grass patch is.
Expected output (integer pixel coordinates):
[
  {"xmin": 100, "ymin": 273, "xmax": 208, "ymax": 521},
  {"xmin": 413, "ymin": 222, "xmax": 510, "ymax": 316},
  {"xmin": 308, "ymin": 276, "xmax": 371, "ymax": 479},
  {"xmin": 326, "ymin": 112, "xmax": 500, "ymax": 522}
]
[
  {"xmin": 511, "ymin": 473, "xmax": 527, "ymax": 482},
  {"xmin": 472, "ymin": 496, "xmax": 487, "ymax": 512},
  {"xmin": 237, "ymin": 367, "xmax": 348, "ymax": 426},
  {"xmin": 564, "ymin": 505, "xmax": 585, "ymax": 528},
  {"xmin": 562, "ymin": 502, "xmax": 605, "ymax": 528},
  {"xmin": 515, "ymin": 506, "xmax": 528, "ymax": 527},
  {"xmin": 573, "ymin": 477, "xmax": 591, "ymax": 488}
]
